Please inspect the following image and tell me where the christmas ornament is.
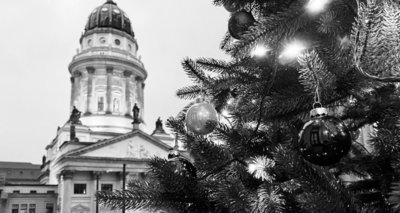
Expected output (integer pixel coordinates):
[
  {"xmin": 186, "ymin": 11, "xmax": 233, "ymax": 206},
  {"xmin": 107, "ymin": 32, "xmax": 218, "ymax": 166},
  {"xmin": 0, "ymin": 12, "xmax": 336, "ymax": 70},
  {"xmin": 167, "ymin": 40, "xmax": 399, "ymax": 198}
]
[
  {"xmin": 186, "ymin": 101, "xmax": 218, "ymax": 135},
  {"xmin": 223, "ymin": 1, "xmax": 240, "ymax": 12},
  {"xmin": 168, "ymin": 149, "xmax": 196, "ymax": 178},
  {"xmin": 299, "ymin": 107, "xmax": 352, "ymax": 166},
  {"xmin": 228, "ymin": 10, "xmax": 256, "ymax": 40}
]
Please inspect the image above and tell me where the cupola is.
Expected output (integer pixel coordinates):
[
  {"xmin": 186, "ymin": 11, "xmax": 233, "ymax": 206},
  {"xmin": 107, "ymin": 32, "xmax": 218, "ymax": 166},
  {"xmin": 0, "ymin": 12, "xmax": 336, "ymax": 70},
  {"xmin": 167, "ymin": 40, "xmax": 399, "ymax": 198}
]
[{"xmin": 83, "ymin": 0, "xmax": 134, "ymax": 38}]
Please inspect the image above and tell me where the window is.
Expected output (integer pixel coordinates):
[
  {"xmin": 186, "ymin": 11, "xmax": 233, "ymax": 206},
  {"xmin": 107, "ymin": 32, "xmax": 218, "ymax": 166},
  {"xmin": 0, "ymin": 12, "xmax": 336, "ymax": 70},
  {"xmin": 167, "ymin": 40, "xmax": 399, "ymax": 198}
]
[
  {"xmin": 87, "ymin": 39, "xmax": 92, "ymax": 47},
  {"xmin": 12, "ymin": 204, "xmax": 19, "ymax": 213},
  {"xmin": 46, "ymin": 203, "xmax": 54, "ymax": 213},
  {"xmin": 74, "ymin": 183, "xmax": 86, "ymax": 194},
  {"xmin": 101, "ymin": 184, "xmax": 113, "ymax": 192},
  {"xmin": 99, "ymin": 37, "xmax": 106, "ymax": 44},
  {"xmin": 30, "ymin": 190, "xmax": 37, "ymax": 194},
  {"xmin": 114, "ymin": 39, "xmax": 120, "ymax": 45},
  {"xmin": 113, "ymin": 98, "xmax": 119, "ymax": 112},
  {"xmin": 47, "ymin": 190, "xmax": 55, "ymax": 194},
  {"xmin": 11, "ymin": 204, "xmax": 35, "ymax": 213},
  {"xmin": 97, "ymin": 96, "xmax": 104, "ymax": 112},
  {"xmin": 12, "ymin": 190, "xmax": 20, "ymax": 193},
  {"xmin": 20, "ymin": 204, "xmax": 27, "ymax": 213},
  {"xmin": 29, "ymin": 204, "xmax": 36, "ymax": 213}
]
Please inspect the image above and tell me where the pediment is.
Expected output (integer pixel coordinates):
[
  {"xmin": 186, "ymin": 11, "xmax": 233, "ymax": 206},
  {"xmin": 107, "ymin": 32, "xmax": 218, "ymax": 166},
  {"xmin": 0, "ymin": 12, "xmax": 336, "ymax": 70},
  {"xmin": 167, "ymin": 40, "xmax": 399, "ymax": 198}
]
[{"xmin": 76, "ymin": 132, "xmax": 170, "ymax": 159}]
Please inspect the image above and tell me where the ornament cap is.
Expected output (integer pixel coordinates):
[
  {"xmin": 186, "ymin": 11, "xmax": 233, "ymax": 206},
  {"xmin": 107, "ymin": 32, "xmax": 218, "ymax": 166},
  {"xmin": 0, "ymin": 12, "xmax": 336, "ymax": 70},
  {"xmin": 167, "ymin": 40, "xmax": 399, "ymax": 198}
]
[
  {"xmin": 195, "ymin": 97, "xmax": 204, "ymax": 103},
  {"xmin": 310, "ymin": 107, "xmax": 328, "ymax": 118}
]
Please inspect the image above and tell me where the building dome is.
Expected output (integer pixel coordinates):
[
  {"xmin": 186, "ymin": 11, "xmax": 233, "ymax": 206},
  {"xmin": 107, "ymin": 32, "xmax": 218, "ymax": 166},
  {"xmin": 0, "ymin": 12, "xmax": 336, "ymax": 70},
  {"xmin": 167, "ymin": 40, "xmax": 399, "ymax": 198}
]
[{"xmin": 84, "ymin": 0, "xmax": 134, "ymax": 38}]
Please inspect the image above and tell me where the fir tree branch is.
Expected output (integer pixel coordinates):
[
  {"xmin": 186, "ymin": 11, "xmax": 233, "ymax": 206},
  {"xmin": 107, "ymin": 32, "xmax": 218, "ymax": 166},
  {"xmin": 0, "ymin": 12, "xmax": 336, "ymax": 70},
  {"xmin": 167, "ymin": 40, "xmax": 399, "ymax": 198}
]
[{"xmin": 197, "ymin": 158, "xmax": 246, "ymax": 180}]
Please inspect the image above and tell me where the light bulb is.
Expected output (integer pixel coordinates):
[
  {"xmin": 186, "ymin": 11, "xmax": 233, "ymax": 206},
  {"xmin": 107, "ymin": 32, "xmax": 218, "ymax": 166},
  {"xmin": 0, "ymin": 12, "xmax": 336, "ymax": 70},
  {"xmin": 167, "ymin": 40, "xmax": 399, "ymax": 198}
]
[
  {"xmin": 279, "ymin": 40, "xmax": 307, "ymax": 60},
  {"xmin": 251, "ymin": 45, "xmax": 270, "ymax": 57},
  {"xmin": 227, "ymin": 98, "xmax": 235, "ymax": 105},
  {"xmin": 306, "ymin": 0, "xmax": 330, "ymax": 13},
  {"xmin": 221, "ymin": 109, "xmax": 230, "ymax": 117}
]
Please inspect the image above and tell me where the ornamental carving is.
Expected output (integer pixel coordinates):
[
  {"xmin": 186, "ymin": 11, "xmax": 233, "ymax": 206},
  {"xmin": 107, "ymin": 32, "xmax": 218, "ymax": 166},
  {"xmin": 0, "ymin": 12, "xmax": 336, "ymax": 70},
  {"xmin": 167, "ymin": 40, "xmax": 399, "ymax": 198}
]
[
  {"xmin": 71, "ymin": 204, "xmax": 90, "ymax": 213},
  {"xmin": 126, "ymin": 141, "xmax": 150, "ymax": 158}
]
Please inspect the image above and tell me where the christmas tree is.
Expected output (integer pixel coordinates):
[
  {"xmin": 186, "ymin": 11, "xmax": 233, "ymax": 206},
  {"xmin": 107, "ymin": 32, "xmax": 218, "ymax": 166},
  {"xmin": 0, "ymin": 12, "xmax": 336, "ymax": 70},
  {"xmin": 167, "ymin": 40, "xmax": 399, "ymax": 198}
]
[{"xmin": 97, "ymin": 0, "xmax": 400, "ymax": 212}]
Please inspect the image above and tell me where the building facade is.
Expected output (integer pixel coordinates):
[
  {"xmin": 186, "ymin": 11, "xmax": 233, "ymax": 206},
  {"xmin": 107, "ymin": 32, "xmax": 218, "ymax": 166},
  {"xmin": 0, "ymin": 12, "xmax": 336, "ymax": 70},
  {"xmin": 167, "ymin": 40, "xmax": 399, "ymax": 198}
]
[{"xmin": 1, "ymin": 1, "xmax": 173, "ymax": 212}]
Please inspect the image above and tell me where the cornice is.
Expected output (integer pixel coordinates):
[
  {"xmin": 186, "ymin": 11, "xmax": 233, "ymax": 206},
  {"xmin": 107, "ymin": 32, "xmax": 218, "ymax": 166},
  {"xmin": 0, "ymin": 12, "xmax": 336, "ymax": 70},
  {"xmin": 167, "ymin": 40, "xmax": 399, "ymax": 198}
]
[
  {"xmin": 66, "ymin": 129, "xmax": 172, "ymax": 157},
  {"xmin": 80, "ymin": 28, "xmax": 137, "ymax": 47},
  {"xmin": 68, "ymin": 55, "xmax": 147, "ymax": 79}
]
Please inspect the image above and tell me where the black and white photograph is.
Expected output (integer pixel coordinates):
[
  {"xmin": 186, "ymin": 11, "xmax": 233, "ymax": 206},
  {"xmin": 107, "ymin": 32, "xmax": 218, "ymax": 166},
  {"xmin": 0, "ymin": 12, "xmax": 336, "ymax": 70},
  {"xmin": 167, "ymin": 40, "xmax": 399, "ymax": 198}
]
[{"xmin": 1, "ymin": 0, "xmax": 400, "ymax": 212}]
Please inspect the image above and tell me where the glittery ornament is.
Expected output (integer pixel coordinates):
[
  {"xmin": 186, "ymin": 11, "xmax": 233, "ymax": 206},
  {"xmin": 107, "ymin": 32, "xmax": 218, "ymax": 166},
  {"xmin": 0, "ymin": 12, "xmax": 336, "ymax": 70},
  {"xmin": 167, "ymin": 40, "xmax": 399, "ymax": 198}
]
[
  {"xmin": 168, "ymin": 150, "xmax": 196, "ymax": 178},
  {"xmin": 299, "ymin": 107, "xmax": 351, "ymax": 166}
]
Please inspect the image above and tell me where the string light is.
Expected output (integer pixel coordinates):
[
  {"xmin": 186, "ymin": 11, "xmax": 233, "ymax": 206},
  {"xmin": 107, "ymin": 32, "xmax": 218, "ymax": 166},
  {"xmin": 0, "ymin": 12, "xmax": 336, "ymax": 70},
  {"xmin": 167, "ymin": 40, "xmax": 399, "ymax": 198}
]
[
  {"xmin": 227, "ymin": 98, "xmax": 235, "ymax": 105},
  {"xmin": 306, "ymin": 0, "xmax": 330, "ymax": 13},
  {"xmin": 221, "ymin": 109, "xmax": 230, "ymax": 117},
  {"xmin": 279, "ymin": 40, "xmax": 307, "ymax": 60},
  {"xmin": 251, "ymin": 44, "xmax": 270, "ymax": 57}
]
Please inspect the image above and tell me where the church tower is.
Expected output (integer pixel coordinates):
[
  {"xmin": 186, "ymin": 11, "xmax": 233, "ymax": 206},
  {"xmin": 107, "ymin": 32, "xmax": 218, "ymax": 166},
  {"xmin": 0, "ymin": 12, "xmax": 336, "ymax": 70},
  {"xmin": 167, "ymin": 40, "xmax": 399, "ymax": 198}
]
[
  {"xmin": 68, "ymin": 0, "xmax": 146, "ymax": 134},
  {"xmin": 39, "ymin": 2, "xmax": 175, "ymax": 211}
]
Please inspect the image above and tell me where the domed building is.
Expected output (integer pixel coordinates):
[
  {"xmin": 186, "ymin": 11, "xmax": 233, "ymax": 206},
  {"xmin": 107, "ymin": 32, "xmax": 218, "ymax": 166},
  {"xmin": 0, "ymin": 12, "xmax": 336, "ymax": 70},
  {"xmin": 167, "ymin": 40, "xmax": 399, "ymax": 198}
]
[
  {"xmin": 0, "ymin": 1, "xmax": 174, "ymax": 212},
  {"xmin": 69, "ymin": 0, "xmax": 145, "ymax": 134}
]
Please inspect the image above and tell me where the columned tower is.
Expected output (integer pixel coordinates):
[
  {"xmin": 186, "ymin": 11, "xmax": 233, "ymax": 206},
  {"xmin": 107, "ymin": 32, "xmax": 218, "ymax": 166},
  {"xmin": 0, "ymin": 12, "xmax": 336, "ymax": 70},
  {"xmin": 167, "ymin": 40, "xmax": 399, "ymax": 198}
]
[{"xmin": 68, "ymin": 0, "xmax": 146, "ymax": 134}]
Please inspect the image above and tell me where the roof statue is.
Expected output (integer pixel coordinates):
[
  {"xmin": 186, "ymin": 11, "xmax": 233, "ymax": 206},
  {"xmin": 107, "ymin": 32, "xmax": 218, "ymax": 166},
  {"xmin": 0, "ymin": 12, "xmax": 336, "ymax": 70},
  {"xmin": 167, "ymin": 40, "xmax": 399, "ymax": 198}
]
[
  {"xmin": 69, "ymin": 106, "xmax": 82, "ymax": 125},
  {"xmin": 132, "ymin": 103, "xmax": 141, "ymax": 124},
  {"xmin": 154, "ymin": 117, "xmax": 166, "ymax": 134}
]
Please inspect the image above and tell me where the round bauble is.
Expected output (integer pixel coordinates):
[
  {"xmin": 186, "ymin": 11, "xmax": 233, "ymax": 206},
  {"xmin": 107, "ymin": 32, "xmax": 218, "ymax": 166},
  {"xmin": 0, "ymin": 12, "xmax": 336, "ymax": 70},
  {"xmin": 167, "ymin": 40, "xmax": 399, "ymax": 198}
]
[
  {"xmin": 167, "ymin": 149, "xmax": 180, "ymax": 159},
  {"xmin": 186, "ymin": 102, "xmax": 218, "ymax": 135},
  {"xmin": 228, "ymin": 10, "xmax": 256, "ymax": 40},
  {"xmin": 168, "ymin": 154, "xmax": 197, "ymax": 178},
  {"xmin": 299, "ymin": 107, "xmax": 352, "ymax": 166},
  {"xmin": 223, "ymin": 1, "xmax": 240, "ymax": 12}
]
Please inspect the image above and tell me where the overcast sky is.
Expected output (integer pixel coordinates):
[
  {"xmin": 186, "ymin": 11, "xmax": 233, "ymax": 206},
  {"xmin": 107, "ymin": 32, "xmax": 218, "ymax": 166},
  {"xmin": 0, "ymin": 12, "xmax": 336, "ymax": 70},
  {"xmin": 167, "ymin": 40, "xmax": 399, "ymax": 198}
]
[{"xmin": 0, "ymin": 0, "xmax": 229, "ymax": 164}]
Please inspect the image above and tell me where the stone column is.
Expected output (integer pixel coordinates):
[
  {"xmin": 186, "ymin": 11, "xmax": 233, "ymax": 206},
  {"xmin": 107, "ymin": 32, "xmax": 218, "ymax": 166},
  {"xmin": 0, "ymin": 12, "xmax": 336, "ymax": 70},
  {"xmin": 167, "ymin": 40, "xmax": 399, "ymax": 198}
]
[
  {"xmin": 85, "ymin": 67, "xmax": 95, "ymax": 115},
  {"xmin": 70, "ymin": 71, "xmax": 82, "ymax": 111},
  {"xmin": 135, "ymin": 76, "xmax": 144, "ymax": 120},
  {"xmin": 141, "ymin": 82, "xmax": 145, "ymax": 119},
  {"xmin": 92, "ymin": 171, "xmax": 102, "ymax": 213},
  {"xmin": 124, "ymin": 70, "xmax": 132, "ymax": 117},
  {"xmin": 61, "ymin": 170, "xmax": 74, "ymax": 213},
  {"xmin": 70, "ymin": 77, "xmax": 75, "ymax": 110},
  {"xmin": 106, "ymin": 67, "xmax": 113, "ymax": 114}
]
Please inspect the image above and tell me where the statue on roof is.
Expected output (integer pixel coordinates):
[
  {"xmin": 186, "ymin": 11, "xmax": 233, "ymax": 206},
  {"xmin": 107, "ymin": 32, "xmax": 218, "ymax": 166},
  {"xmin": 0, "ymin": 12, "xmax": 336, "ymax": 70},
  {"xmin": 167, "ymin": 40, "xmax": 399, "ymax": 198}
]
[
  {"xmin": 155, "ymin": 117, "xmax": 166, "ymax": 133},
  {"xmin": 132, "ymin": 103, "xmax": 140, "ymax": 124},
  {"xmin": 69, "ymin": 106, "xmax": 82, "ymax": 125}
]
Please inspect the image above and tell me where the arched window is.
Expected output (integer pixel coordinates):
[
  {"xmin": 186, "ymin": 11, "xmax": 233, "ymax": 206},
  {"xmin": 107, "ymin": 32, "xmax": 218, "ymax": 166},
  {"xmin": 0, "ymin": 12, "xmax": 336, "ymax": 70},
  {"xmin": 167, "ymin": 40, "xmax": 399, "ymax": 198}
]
[
  {"xmin": 98, "ymin": 96, "xmax": 105, "ymax": 112},
  {"xmin": 113, "ymin": 98, "xmax": 119, "ymax": 112}
]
